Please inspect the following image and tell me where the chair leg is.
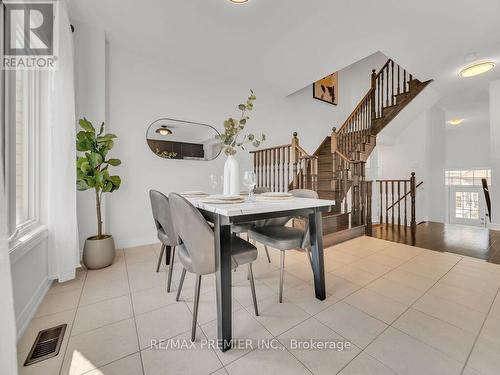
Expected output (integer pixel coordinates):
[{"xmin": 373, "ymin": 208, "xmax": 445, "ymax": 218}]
[
  {"xmin": 156, "ymin": 244, "xmax": 165, "ymax": 272},
  {"xmin": 176, "ymin": 267, "xmax": 186, "ymax": 302},
  {"xmin": 191, "ymin": 275, "xmax": 202, "ymax": 342},
  {"xmin": 306, "ymin": 247, "xmax": 313, "ymax": 269},
  {"xmin": 248, "ymin": 263, "xmax": 259, "ymax": 316},
  {"xmin": 167, "ymin": 246, "xmax": 176, "ymax": 293},
  {"xmin": 264, "ymin": 245, "xmax": 271, "ymax": 263},
  {"xmin": 279, "ymin": 250, "xmax": 285, "ymax": 303}
]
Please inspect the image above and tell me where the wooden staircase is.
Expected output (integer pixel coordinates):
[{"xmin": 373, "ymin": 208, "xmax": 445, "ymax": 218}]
[{"xmin": 251, "ymin": 58, "xmax": 431, "ymax": 245}]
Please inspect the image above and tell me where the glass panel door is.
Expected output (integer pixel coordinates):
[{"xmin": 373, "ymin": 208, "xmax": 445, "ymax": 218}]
[{"xmin": 449, "ymin": 186, "xmax": 486, "ymax": 227}]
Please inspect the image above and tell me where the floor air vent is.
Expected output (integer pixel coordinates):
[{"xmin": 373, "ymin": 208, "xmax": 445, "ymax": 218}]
[{"xmin": 24, "ymin": 324, "xmax": 67, "ymax": 366}]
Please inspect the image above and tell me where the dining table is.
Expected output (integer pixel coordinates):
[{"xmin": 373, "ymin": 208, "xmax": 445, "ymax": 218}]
[{"xmin": 187, "ymin": 195, "xmax": 335, "ymax": 351}]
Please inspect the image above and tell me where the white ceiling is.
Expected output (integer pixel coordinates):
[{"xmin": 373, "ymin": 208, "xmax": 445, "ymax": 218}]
[{"xmin": 68, "ymin": 0, "xmax": 500, "ymax": 112}]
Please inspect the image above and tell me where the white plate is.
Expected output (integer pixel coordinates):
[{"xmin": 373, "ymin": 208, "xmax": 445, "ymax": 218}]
[
  {"xmin": 260, "ymin": 192, "xmax": 293, "ymax": 197},
  {"xmin": 256, "ymin": 195, "xmax": 294, "ymax": 201},
  {"xmin": 200, "ymin": 198, "xmax": 245, "ymax": 204},
  {"xmin": 208, "ymin": 194, "xmax": 242, "ymax": 200},
  {"xmin": 181, "ymin": 191, "xmax": 209, "ymax": 196}
]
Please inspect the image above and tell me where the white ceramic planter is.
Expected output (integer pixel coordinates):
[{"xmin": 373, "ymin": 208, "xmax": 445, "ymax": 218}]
[
  {"xmin": 223, "ymin": 155, "xmax": 240, "ymax": 195},
  {"xmin": 82, "ymin": 235, "xmax": 115, "ymax": 270}
]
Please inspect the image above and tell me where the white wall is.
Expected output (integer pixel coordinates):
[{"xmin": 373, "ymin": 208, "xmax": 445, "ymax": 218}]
[
  {"xmin": 445, "ymin": 120, "xmax": 491, "ymax": 169},
  {"xmin": 371, "ymin": 92, "xmax": 446, "ymax": 224},
  {"xmin": 73, "ymin": 21, "xmax": 106, "ymax": 250},
  {"xmin": 100, "ymin": 43, "xmax": 386, "ymax": 248},
  {"xmin": 490, "ymin": 79, "xmax": 500, "ymax": 229}
]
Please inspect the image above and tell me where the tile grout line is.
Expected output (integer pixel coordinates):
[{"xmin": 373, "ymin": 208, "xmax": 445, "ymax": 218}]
[
  {"xmin": 459, "ymin": 285, "xmax": 500, "ymax": 375},
  {"xmin": 57, "ymin": 267, "xmax": 89, "ymax": 375},
  {"xmin": 123, "ymin": 248, "xmax": 147, "ymax": 375},
  {"xmin": 328, "ymin": 243, "xmax": 465, "ymax": 374}
]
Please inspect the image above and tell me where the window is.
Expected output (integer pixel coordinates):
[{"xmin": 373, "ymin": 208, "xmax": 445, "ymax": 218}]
[
  {"xmin": 455, "ymin": 191, "xmax": 480, "ymax": 220},
  {"xmin": 8, "ymin": 69, "xmax": 40, "ymax": 239},
  {"xmin": 15, "ymin": 69, "xmax": 30, "ymax": 225},
  {"xmin": 445, "ymin": 169, "xmax": 491, "ymax": 186}
]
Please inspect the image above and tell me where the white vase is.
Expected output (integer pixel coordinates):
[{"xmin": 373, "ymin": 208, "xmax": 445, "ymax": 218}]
[{"xmin": 223, "ymin": 155, "xmax": 240, "ymax": 195}]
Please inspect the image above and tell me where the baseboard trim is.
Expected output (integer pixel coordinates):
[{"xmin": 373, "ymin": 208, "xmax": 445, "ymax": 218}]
[
  {"xmin": 16, "ymin": 277, "xmax": 52, "ymax": 342},
  {"xmin": 114, "ymin": 236, "xmax": 158, "ymax": 250},
  {"xmin": 488, "ymin": 223, "xmax": 500, "ymax": 231}
]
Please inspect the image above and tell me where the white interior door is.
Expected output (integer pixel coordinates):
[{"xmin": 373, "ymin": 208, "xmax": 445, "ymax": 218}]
[{"xmin": 449, "ymin": 186, "xmax": 486, "ymax": 227}]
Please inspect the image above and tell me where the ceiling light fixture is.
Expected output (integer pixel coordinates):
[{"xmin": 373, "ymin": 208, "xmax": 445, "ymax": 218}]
[
  {"xmin": 459, "ymin": 61, "xmax": 495, "ymax": 77},
  {"xmin": 447, "ymin": 118, "xmax": 464, "ymax": 125},
  {"xmin": 229, "ymin": 0, "xmax": 249, "ymax": 3},
  {"xmin": 156, "ymin": 126, "xmax": 172, "ymax": 136}
]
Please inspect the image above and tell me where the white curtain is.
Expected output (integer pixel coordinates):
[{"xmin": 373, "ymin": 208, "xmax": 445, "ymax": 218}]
[
  {"xmin": 0, "ymin": 30, "xmax": 19, "ymax": 375},
  {"xmin": 47, "ymin": 0, "xmax": 80, "ymax": 282},
  {"xmin": 0, "ymin": 155, "xmax": 18, "ymax": 375}
]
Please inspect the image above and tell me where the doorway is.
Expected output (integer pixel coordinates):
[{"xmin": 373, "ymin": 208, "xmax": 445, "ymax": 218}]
[{"xmin": 449, "ymin": 186, "xmax": 486, "ymax": 227}]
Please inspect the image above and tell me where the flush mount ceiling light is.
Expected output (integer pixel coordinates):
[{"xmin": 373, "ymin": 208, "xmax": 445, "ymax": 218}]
[
  {"xmin": 156, "ymin": 125, "xmax": 172, "ymax": 136},
  {"xmin": 229, "ymin": 0, "xmax": 249, "ymax": 3},
  {"xmin": 447, "ymin": 118, "xmax": 464, "ymax": 125},
  {"xmin": 459, "ymin": 61, "xmax": 495, "ymax": 77}
]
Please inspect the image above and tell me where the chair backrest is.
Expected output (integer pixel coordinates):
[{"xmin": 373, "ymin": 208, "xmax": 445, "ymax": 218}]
[
  {"xmin": 169, "ymin": 193, "xmax": 216, "ymax": 275},
  {"xmin": 149, "ymin": 190, "xmax": 180, "ymax": 246},
  {"xmin": 289, "ymin": 189, "xmax": 319, "ymax": 199},
  {"xmin": 254, "ymin": 187, "xmax": 271, "ymax": 194}
]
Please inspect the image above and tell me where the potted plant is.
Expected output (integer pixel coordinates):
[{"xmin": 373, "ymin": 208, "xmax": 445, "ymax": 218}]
[
  {"xmin": 217, "ymin": 90, "xmax": 265, "ymax": 195},
  {"xmin": 76, "ymin": 118, "xmax": 122, "ymax": 269}
]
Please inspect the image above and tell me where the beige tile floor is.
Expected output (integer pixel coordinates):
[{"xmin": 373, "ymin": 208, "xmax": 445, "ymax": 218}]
[{"xmin": 17, "ymin": 236, "xmax": 500, "ymax": 375}]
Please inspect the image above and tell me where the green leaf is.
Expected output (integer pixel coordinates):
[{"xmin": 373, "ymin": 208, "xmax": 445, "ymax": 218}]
[
  {"xmin": 238, "ymin": 104, "xmax": 246, "ymax": 111},
  {"xmin": 79, "ymin": 118, "xmax": 95, "ymax": 133},
  {"xmin": 106, "ymin": 158, "xmax": 121, "ymax": 166},
  {"xmin": 80, "ymin": 161, "xmax": 90, "ymax": 173},
  {"xmin": 87, "ymin": 152, "xmax": 103, "ymax": 168},
  {"xmin": 98, "ymin": 122, "xmax": 105, "ymax": 136},
  {"xmin": 109, "ymin": 175, "xmax": 121, "ymax": 186},
  {"xmin": 77, "ymin": 180, "xmax": 89, "ymax": 191},
  {"xmin": 239, "ymin": 118, "xmax": 246, "ymax": 125},
  {"xmin": 96, "ymin": 134, "xmax": 117, "ymax": 142}
]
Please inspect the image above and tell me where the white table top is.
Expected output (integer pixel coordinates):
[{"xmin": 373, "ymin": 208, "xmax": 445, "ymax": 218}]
[{"xmin": 187, "ymin": 196, "xmax": 335, "ymax": 217}]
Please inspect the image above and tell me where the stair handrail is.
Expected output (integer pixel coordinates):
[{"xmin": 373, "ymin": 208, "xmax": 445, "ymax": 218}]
[{"xmin": 386, "ymin": 181, "xmax": 423, "ymax": 210}]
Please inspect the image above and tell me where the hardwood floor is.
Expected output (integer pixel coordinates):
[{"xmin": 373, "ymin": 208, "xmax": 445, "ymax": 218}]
[{"xmin": 370, "ymin": 222, "xmax": 500, "ymax": 264}]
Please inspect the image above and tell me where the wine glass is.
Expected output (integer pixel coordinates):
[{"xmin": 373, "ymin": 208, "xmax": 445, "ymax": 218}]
[
  {"xmin": 209, "ymin": 174, "xmax": 222, "ymax": 194},
  {"xmin": 243, "ymin": 171, "xmax": 256, "ymax": 202}
]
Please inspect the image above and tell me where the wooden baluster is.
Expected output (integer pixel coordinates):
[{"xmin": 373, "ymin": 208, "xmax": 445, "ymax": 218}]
[
  {"xmin": 286, "ymin": 145, "xmax": 290, "ymax": 192},
  {"xmin": 410, "ymin": 172, "xmax": 416, "ymax": 235},
  {"xmin": 273, "ymin": 148, "xmax": 277, "ymax": 191},
  {"xmin": 379, "ymin": 181, "xmax": 383, "ymax": 225},
  {"xmin": 391, "ymin": 181, "xmax": 395, "ymax": 226},
  {"xmin": 385, "ymin": 181, "xmax": 389, "ymax": 226},
  {"xmin": 385, "ymin": 66, "xmax": 389, "ymax": 107},
  {"xmin": 366, "ymin": 181, "xmax": 372, "ymax": 235},
  {"xmin": 378, "ymin": 75, "xmax": 381, "ymax": 117},
  {"xmin": 391, "ymin": 60, "xmax": 395, "ymax": 106},
  {"xmin": 344, "ymin": 167, "xmax": 348, "ymax": 213},
  {"xmin": 403, "ymin": 70, "xmax": 407, "ymax": 93},
  {"xmin": 397, "ymin": 65, "xmax": 401, "ymax": 95},
  {"xmin": 404, "ymin": 180, "xmax": 408, "ymax": 227},
  {"xmin": 291, "ymin": 133, "xmax": 298, "ymax": 189},
  {"xmin": 371, "ymin": 69, "xmax": 377, "ymax": 122},
  {"xmin": 397, "ymin": 181, "xmax": 401, "ymax": 226}
]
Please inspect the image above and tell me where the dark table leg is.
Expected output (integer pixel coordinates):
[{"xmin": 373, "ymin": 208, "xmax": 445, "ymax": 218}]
[
  {"xmin": 214, "ymin": 215, "xmax": 233, "ymax": 351},
  {"xmin": 309, "ymin": 208, "xmax": 326, "ymax": 300}
]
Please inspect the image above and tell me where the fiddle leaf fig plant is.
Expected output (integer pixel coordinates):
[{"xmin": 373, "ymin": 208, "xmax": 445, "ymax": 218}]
[
  {"xmin": 76, "ymin": 118, "xmax": 122, "ymax": 239},
  {"xmin": 217, "ymin": 90, "xmax": 265, "ymax": 156}
]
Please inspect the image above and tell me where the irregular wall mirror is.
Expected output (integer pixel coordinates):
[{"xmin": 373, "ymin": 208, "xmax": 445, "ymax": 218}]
[{"xmin": 146, "ymin": 118, "xmax": 222, "ymax": 161}]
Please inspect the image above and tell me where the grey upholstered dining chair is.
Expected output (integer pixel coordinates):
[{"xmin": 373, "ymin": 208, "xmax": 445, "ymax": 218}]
[
  {"xmin": 169, "ymin": 193, "xmax": 259, "ymax": 342},
  {"xmin": 248, "ymin": 189, "xmax": 318, "ymax": 303},
  {"xmin": 231, "ymin": 186, "xmax": 272, "ymax": 263},
  {"xmin": 149, "ymin": 190, "xmax": 181, "ymax": 292}
]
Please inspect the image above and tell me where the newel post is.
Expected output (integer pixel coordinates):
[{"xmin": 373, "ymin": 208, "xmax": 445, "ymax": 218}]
[
  {"xmin": 331, "ymin": 127, "xmax": 338, "ymax": 153},
  {"xmin": 291, "ymin": 132, "xmax": 299, "ymax": 189},
  {"xmin": 410, "ymin": 172, "xmax": 417, "ymax": 235}
]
